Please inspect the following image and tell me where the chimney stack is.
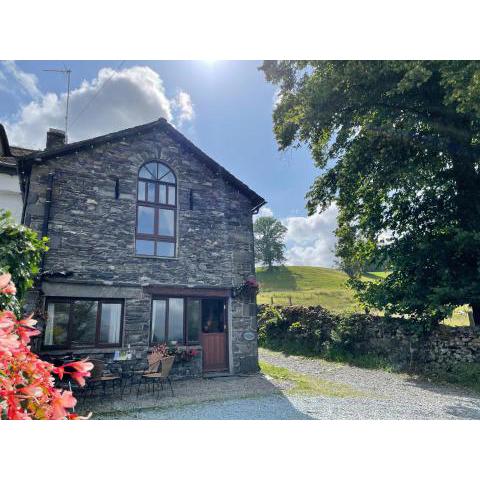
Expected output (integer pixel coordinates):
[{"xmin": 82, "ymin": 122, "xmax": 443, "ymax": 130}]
[{"xmin": 46, "ymin": 128, "xmax": 66, "ymax": 149}]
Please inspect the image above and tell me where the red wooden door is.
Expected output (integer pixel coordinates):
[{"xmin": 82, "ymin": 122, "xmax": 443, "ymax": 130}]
[
  {"xmin": 202, "ymin": 332, "xmax": 228, "ymax": 372},
  {"xmin": 200, "ymin": 298, "xmax": 228, "ymax": 372}
]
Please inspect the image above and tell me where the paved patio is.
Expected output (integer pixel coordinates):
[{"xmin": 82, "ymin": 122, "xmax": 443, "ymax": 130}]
[{"xmin": 77, "ymin": 373, "xmax": 281, "ymax": 419}]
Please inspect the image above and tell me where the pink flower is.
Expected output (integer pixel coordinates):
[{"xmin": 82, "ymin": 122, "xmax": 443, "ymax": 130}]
[
  {"xmin": 17, "ymin": 326, "xmax": 41, "ymax": 344},
  {"xmin": 0, "ymin": 273, "xmax": 16, "ymax": 295},
  {"xmin": 50, "ymin": 390, "xmax": 77, "ymax": 419},
  {"xmin": 19, "ymin": 384, "xmax": 43, "ymax": 397},
  {"xmin": 59, "ymin": 359, "xmax": 94, "ymax": 386},
  {"xmin": 0, "ymin": 273, "xmax": 11, "ymax": 290},
  {"xmin": 63, "ymin": 359, "xmax": 94, "ymax": 373},
  {"xmin": 0, "ymin": 311, "xmax": 15, "ymax": 331},
  {"xmin": 0, "ymin": 333, "xmax": 20, "ymax": 352},
  {"xmin": 69, "ymin": 371, "xmax": 91, "ymax": 387},
  {"xmin": 1, "ymin": 277, "xmax": 90, "ymax": 420},
  {"xmin": 53, "ymin": 366, "xmax": 65, "ymax": 380},
  {"xmin": 67, "ymin": 411, "xmax": 93, "ymax": 420},
  {"xmin": 2, "ymin": 283, "xmax": 16, "ymax": 295},
  {"xmin": 19, "ymin": 314, "xmax": 37, "ymax": 328}
]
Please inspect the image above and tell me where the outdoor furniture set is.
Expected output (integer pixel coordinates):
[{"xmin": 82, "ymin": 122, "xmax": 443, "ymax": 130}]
[{"xmin": 43, "ymin": 350, "xmax": 175, "ymax": 401}]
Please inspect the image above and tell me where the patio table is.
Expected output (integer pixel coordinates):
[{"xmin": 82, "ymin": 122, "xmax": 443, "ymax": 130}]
[{"xmin": 114, "ymin": 358, "xmax": 148, "ymax": 396}]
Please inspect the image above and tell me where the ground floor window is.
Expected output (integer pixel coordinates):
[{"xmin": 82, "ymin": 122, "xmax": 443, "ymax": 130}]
[
  {"xmin": 44, "ymin": 298, "xmax": 123, "ymax": 349},
  {"xmin": 150, "ymin": 297, "xmax": 226, "ymax": 345}
]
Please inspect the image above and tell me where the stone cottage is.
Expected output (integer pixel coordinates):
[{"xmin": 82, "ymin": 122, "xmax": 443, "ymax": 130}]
[{"xmin": 10, "ymin": 118, "xmax": 265, "ymax": 376}]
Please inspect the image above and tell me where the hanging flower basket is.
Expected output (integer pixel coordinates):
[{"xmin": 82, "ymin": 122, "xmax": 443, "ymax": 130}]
[
  {"xmin": 233, "ymin": 276, "xmax": 259, "ymax": 298},
  {"xmin": 152, "ymin": 343, "xmax": 199, "ymax": 363},
  {"xmin": 176, "ymin": 348, "xmax": 199, "ymax": 363}
]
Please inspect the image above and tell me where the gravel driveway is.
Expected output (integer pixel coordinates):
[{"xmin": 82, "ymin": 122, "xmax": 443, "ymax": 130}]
[
  {"xmin": 257, "ymin": 348, "xmax": 480, "ymax": 420},
  {"xmin": 94, "ymin": 348, "xmax": 480, "ymax": 420}
]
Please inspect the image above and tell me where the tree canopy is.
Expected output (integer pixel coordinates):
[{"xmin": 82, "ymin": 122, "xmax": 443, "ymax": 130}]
[
  {"xmin": 254, "ymin": 216, "xmax": 288, "ymax": 270},
  {"xmin": 261, "ymin": 61, "xmax": 480, "ymax": 324}
]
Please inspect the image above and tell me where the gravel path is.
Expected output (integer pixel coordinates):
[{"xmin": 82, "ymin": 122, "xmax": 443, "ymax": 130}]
[
  {"xmin": 94, "ymin": 349, "xmax": 480, "ymax": 419},
  {"xmin": 258, "ymin": 348, "xmax": 480, "ymax": 420}
]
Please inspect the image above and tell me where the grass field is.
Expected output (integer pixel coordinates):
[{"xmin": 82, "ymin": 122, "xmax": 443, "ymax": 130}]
[
  {"xmin": 256, "ymin": 265, "xmax": 469, "ymax": 326},
  {"xmin": 256, "ymin": 266, "xmax": 381, "ymax": 312}
]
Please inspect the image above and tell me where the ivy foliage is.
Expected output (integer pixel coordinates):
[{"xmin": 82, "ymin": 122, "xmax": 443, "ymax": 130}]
[{"xmin": 261, "ymin": 61, "xmax": 480, "ymax": 323}]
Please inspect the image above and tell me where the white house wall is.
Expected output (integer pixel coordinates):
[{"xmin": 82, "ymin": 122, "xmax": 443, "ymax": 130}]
[{"xmin": 0, "ymin": 172, "xmax": 22, "ymax": 223}]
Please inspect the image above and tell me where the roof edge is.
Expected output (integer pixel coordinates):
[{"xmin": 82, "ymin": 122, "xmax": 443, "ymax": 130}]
[
  {"xmin": 18, "ymin": 118, "xmax": 266, "ymax": 207},
  {"xmin": 0, "ymin": 124, "xmax": 12, "ymax": 157}
]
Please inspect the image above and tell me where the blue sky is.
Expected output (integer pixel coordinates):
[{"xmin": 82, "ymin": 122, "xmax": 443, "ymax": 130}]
[{"xmin": 0, "ymin": 60, "xmax": 338, "ymax": 266}]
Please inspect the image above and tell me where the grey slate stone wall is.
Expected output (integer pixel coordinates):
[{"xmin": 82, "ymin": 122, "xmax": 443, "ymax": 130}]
[{"xmin": 24, "ymin": 127, "xmax": 259, "ymax": 374}]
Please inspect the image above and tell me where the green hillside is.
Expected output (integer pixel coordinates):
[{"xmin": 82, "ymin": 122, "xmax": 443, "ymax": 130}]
[
  {"xmin": 256, "ymin": 266, "xmax": 375, "ymax": 312},
  {"xmin": 255, "ymin": 266, "xmax": 467, "ymax": 326}
]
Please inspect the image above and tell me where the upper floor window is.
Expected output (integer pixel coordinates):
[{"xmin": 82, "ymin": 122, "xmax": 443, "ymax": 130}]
[{"xmin": 136, "ymin": 161, "xmax": 177, "ymax": 257}]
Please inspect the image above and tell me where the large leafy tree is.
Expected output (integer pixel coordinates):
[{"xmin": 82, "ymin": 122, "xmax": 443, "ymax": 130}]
[
  {"xmin": 254, "ymin": 216, "xmax": 288, "ymax": 270},
  {"xmin": 261, "ymin": 61, "xmax": 480, "ymax": 324}
]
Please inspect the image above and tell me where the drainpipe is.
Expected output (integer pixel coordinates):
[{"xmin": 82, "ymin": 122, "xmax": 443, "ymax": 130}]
[
  {"xmin": 19, "ymin": 160, "xmax": 31, "ymax": 225},
  {"xmin": 40, "ymin": 172, "xmax": 54, "ymax": 272}
]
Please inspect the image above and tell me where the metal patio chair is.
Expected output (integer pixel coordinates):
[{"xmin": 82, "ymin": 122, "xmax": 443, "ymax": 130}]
[
  {"xmin": 85, "ymin": 359, "xmax": 121, "ymax": 399},
  {"xmin": 137, "ymin": 354, "xmax": 175, "ymax": 397},
  {"xmin": 136, "ymin": 351, "xmax": 163, "ymax": 396}
]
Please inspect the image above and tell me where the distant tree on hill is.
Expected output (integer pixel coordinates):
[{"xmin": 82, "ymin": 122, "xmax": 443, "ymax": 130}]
[{"xmin": 254, "ymin": 216, "xmax": 287, "ymax": 270}]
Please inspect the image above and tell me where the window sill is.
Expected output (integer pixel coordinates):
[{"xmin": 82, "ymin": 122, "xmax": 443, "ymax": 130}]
[
  {"xmin": 148, "ymin": 345, "xmax": 202, "ymax": 352},
  {"xmin": 134, "ymin": 255, "xmax": 179, "ymax": 260},
  {"xmin": 40, "ymin": 346, "xmax": 122, "ymax": 355}
]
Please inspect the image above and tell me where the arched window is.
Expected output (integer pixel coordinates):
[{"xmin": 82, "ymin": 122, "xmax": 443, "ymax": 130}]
[{"xmin": 136, "ymin": 161, "xmax": 177, "ymax": 257}]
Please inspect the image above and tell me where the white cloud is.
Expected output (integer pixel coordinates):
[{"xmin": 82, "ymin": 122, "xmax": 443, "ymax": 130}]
[
  {"xmin": 1, "ymin": 65, "xmax": 195, "ymax": 149},
  {"xmin": 0, "ymin": 70, "xmax": 10, "ymax": 93},
  {"xmin": 253, "ymin": 203, "xmax": 339, "ymax": 268},
  {"xmin": 1, "ymin": 61, "xmax": 41, "ymax": 99},
  {"xmin": 254, "ymin": 205, "xmax": 274, "ymax": 218},
  {"xmin": 172, "ymin": 90, "xmax": 195, "ymax": 126},
  {"xmin": 282, "ymin": 204, "xmax": 338, "ymax": 267},
  {"xmin": 273, "ymin": 88, "xmax": 283, "ymax": 107}
]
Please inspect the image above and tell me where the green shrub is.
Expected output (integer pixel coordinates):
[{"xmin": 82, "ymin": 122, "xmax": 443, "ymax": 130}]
[
  {"xmin": 258, "ymin": 304, "xmax": 336, "ymax": 354},
  {"xmin": 0, "ymin": 210, "xmax": 48, "ymax": 306},
  {"xmin": 425, "ymin": 362, "xmax": 480, "ymax": 393},
  {"xmin": 327, "ymin": 313, "xmax": 375, "ymax": 356}
]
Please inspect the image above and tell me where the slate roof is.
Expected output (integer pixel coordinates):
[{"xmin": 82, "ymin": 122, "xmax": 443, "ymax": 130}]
[
  {"xmin": 11, "ymin": 146, "xmax": 36, "ymax": 156},
  {"xmin": 0, "ymin": 124, "xmax": 36, "ymax": 174},
  {"xmin": 17, "ymin": 118, "xmax": 266, "ymax": 209}
]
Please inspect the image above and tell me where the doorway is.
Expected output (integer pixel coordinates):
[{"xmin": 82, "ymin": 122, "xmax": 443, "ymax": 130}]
[{"xmin": 199, "ymin": 298, "xmax": 228, "ymax": 372}]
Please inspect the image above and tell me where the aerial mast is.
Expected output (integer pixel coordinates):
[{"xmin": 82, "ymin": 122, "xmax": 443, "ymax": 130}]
[{"xmin": 43, "ymin": 67, "xmax": 71, "ymax": 142}]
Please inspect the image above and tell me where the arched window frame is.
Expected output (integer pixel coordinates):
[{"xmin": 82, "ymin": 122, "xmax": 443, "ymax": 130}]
[{"xmin": 135, "ymin": 161, "xmax": 177, "ymax": 258}]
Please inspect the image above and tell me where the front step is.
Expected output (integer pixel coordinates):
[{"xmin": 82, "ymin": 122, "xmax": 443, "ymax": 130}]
[{"xmin": 203, "ymin": 371, "xmax": 232, "ymax": 379}]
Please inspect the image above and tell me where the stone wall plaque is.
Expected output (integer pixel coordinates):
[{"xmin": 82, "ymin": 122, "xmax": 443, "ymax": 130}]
[{"xmin": 243, "ymin": 331, "xmax": 256, "ymax": 341}]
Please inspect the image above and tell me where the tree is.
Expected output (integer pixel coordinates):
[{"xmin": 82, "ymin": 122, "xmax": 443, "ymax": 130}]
[
  {"xmin": 261, "ymin": 61, "xmax": 480, "ymax": 324},
  {"xmin": 254, "ymin": 216, "xmax": 288, "ymax": 270}
]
